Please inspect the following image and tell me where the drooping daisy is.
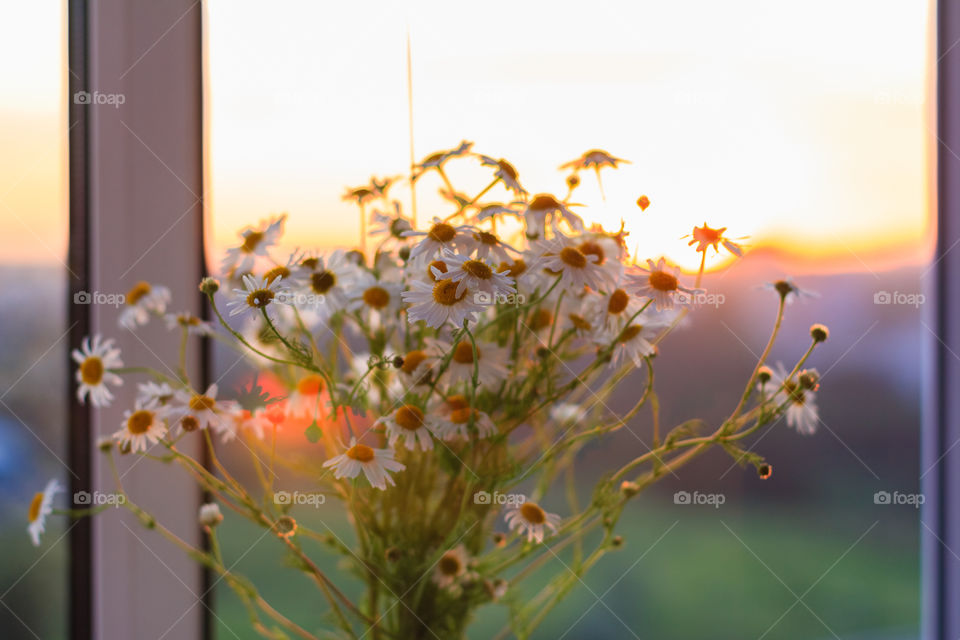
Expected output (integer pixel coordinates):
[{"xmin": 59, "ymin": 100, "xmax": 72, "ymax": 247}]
[
  {"xmin": 296, "ymin": 250, "xmax": 359, "ymax": 317},
  {"xmin": 763, "ymin": 278, "xmax": 819, "ymax": 305},
  {"xmin": 625, "ymin": 258, "xmax": 699, "ymax": 311},
  {"xmin": 376, "ymin": 404, "xmax": 438, "ymax": 451},
  {"xmin": 221, "ymin": 214, "xmax": 286, "ymax": 275},
  {"xmin": 432, "ymin": 545, "xmax": 471, "ymax": 589},
  {"xmin": 475, "ymin": 203, "xmax": 521, "ymax": 224},
  {"xmin": 27, "ymin": 479, "xmax": 60, "ymax": 546},
  {"xmin": 522, "ymin": 194, "xmax": 584, "ymax": 238},
  {"xmin": 369, "ymin": 203, "xmax": 413, "ymax": 243},
  {"xmin": 559, "ymin": 149, "xmax": 629, "ymax": 172},
  {"xmin": 285, "ymin": 374, "xmax": 325, "ymax": 420},
  {"xmin": 402, "ymin": 218, "xmax": 474, "ymax": 264},
  {"xmin": 72, "ymin": 334, "xmax": 123, "ymax": 407},
  {"xmin": 136, "ymin": 381, "xmax": 175, "ymax": 407},
  {"xmin": 471, "ymin": 229, "xmax": 517, "ymax": 265},
  {"xmin": 432, "ymin": 250, "xmax": 516, "ymax": 299},
  {"xmin": 413, "ymin": 140, "xmax": 473, "ymax": 176},
  {"xmin": 118, "ymin": 281, "xmax": 171, "ymax": 330},
  {"xmin": 322, "ymin": 438, "xmax": 406, "ymax": 490},
  {"xmin": 401, "ymin": 278, "xmax": 486, "ymax": 329},
  {"xmin": 530, "ymin": 234, "xmax": 612, "ymax": 293},
  {"xmin": 762, "ymin": 364, "xmax": 820, "ymax": 435},
  {"xmin": 478, "ymin": 156, "xmax": 526, "ymax": 196},
  {"xmin": 433, "ymin": 395, "xmax": 497, "ymax": 440},
  {"xmin": 606, "ymin": 322, "xmax": 659, "ymax": 369},
  {"xmin": 114, "ymin": 402, "xmax": 168, "ymax": 453},
  {"xmin": 226, "ymin": 274, "xmax": 291, "ymax": 318},
  {"xmin": 442, "ymin": 339, "xmax": 510, "ymax": 388},
  {"xmin": 504, "ymin": 500, "xmax": 561, "ymax": 544},
  {"xmin": 395, "ymin": 348, "xmax": 440, "ymax": 384},
  {"xmin": 164, "ymin": 311, "xmax": 213, "ymax": 336},
  {"xmin": 687, "ymin": 223, "xmax": 745, "ymax": 257}
]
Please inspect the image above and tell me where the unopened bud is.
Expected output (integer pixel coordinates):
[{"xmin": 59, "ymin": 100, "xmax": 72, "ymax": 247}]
[
  {"xmin": 810, "ymin": 323, "xmax": 829, "ymax": 343},
  {"xmin": 199, "ymin": 503, "xmax": 223, "ymax": 527},
  {"xmin": 199, "ymin": 277, "xmax": 220, "ymax": 295}
]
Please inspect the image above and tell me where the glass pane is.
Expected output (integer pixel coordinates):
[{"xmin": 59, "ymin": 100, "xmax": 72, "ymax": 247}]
[
  {"xmin": 0, "ymin": 3, "xmax": 69, "ymax": 638},
  {"xmin": 205, "ymin": 1, "xmax": 930, "ymax": 638}
]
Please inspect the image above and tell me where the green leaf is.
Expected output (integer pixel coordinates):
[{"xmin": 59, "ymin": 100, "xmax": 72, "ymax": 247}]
[{"xmin": 304, "ymin": 421, "xmax": 323, "ymax": 443}]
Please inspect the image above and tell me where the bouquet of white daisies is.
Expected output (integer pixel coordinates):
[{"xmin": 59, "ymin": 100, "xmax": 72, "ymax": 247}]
[{"xmin": 32, "ymin": 143, "xmax": 828, "ymax": 639}]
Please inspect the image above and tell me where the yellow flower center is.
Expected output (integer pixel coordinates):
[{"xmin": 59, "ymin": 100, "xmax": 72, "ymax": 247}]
[
  {"xmin": 520, "ymin": 502, "xmax": 546, "ymax": 525},
  {"xmin": 532, "ymin": 309, "xmax": 553, "ymax": 331},
  {"xmin": 476, "ymin": 231, "xmax": 498, "ymax": 246},
  {"xmin": 496, "ymin": 159, "xmax": 518, "ymax": 181},
  {"xmin": 28, "ymin": 492, "xmax": 43, "ymax": 523},
  {"xmin": 246, "ymin": 288, "xmax": 275, "ymax": 309},
  {"xmin": 619, "ymin": 325, "xmax": 644, "ymax": 342},
  {"xmin": 452, "ymin": 341, "xmax": 479, "ymax": 364},
  {"xmin": 463, "ymin": 260, "xmax": 493, "ymax": 279},
  {"xmin": 363, "ymin": 286, "xmax": 391, "ymax": 309},
  {"xmin": 301, "ymin": 257, "xmax": 319, "ymax": 270},
  {"xmin": 242, "ymin": 231, "xmax": 264, "ymax": 253},
  {"xmin": 395, "ymin": 405, "xmax": 425, "ymax": 431},
  {"xmin": 449, "ymin": 407, "xmax": 475, "ymax": 424},
  {"xmin": 649, "ymin": 270, "xmax": 678, "ymax": 292},
  {"xmin": 501, "ymin": 259, "xmax": 526, "ymax": 278},
  {"xmin": 401, "ymin": 350, "xmax": 428, "ymax": 374},
  {"xmin": 80, "ymin": 357, "xmax": 104, "ymax": 385},
  {"xmin": 311, "ymin": 270, "xmax": 336, "ymax": 293},
  {"xmin": 428, "ymin": 222, "xmax": 457, "ymax": 243},
  {"xmin": 181, "ymin": 415, "xmax": 199, "ymax": 432},
  {"xmin": 190, "ymin": 394, "xmax": 216, "ymax": 412},
  {"xmin": 607, "ymin": 289, "xmax": 629, "ymax": 315},
  {"xmin": 264, "ymin": 266, "xmax": 290, "ymax": 284},
  {"xmin": 446, "ymin": 395, "xmax": 469, "ymax": 411},
  {"xmin": 126, "ymin": 281, "xmax": 151, "ymax": 305},
  {"xmin": 297, "ymin": 375, "xmax": 324, "ymax": 395},
  {"xmin": 578, "ymin": 241, "xmax": 605, "ymax": 265},
  {"xmin": 529, "ymin": 194, "xmax": 561, "ymax": 211},
  {"xmin": 428, "ymin": 260, "xmax": 448, "ymax": 282},
  {"xmin": 432, "ymin": 279, "xmax": 465, "ymax": 306},
  {"xmin": 438, "ymin": 552, "xmax": 462, "ymax": 576},
  {"xmin": 346, "ymin": 444, "xmax": 375, "ymax": 463},
  {"xmin": 559, "ymin": 247, "xmax": 587, "ymax": 269},
  {"xmin": 569, "ymin": 314, "xmax": 592, "ymax": 331},
  {"xmin": 783, "ymin": 379, "xmax": 805, "ymax": 405},
  {"xmin": 126, "ymin": 409, "xmax": 154, "ymax": 435}
]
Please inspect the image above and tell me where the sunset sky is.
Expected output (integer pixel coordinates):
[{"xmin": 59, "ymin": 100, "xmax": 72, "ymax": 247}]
[{"xmin": 0, "ymin": 1, "xmax": 933, "ymax": 273}]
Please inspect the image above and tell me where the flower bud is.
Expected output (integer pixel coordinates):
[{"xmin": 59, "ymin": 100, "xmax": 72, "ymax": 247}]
[
  {"xmin": 199, "ymin": 277, "xmax": 220, "ymax": 295},
  {"xmin": 385, "ymin": 547, "xmax": 401, "ymax": 562},
  {"xmin": 274, "ymin": 515, "xmax": 297, "ymax": 539},
  {"xmin": 97, "ymin": 436, "xmax": 114, "ymax": 453},
  {"xmin": 757, "ymin": 464, "xmax": 772, "ymax": 480},
  {"xmin": 492, "ymin": 532, "xmax": 506, "ymax": 547},
  {"xmin": 757, "ymin": 366, "xmax": 773, "ymax": 384},
  {"xmin": 391, "ymin": 355, "xmax": 405, "ymax": 369},
  {"xmin": 810, "ymin": 323, "xmax": 829, "ymax": 343},
  {"xmin": 798, "ymin": 369, "xmax": 820, "ymax": 391},
  {"xmin": 566, "ymin": 173, "xmax": 580, "ymax": 188},
  {"xmin": 611, "ymin": 535, "xmax": 624, "ymax": 548},
  {"xmin": 620, "ymin": 481, "xmax": 640, "ymax": 498},
  {"xmin": 199, "ymin": 503, "xmax": 223, "ymax": 527},
  {"xmin": 636, "ymin": 195, "xmax": 651, "ymax": 211}
]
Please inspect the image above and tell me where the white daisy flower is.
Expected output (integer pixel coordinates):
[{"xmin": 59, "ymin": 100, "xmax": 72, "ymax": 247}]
[
  {"xmin": 585, "ymin": 284, "xmax": 645, "ymax": 335},
  {"xmin": 605, "ymin": 322, "xmax": 659, "ymax": 369},
  {"xmin": 171, "ymin": 384, "xmax": 239, "ymax": 436},
  {"xmin": 164, "ymin": 311, "xmax": 213, "ymax": 336},
  {"xmin": 221, "ymin": 214, "xmax": 286, "ymax": 275},
  {"xmin": 285, "ymin": 374, "xmax": 326, "ymax": 421},
  {"xmin": 401, "ymin": 278, "xmax": 486, "ymax": 329},
  {"xmin": 396, "ymin": 348, "xmax": 441, "ymax": 384},
  {"xmin": 376, "ymin": 404, "xmax": 438, "ymax": 452},
  {"xmin": 478, "ymin": 156, "xmax": 526, "ymax": 196},
  {"xmin": 575, "ymin": 233, "xmax": 626, "ymax": 283},
  {"xmin": 531, "ymin": 234, "xmax": 612, "ymax": 293},
  {"xmin": 27, "ymin": 479, "xmax": 60, "ymax": 546},
  {"xmin": 762, "ymin": 364, "xmax": 820, "ymax": 435},
  {"xmin": 322, "ymin": 438, "xmax": 406, "ymax": 490},
  {"xmin": 471, "ymin": 229, "xmax": 518, "ymax": 265},
  {"xmin": 522, "ymin": 194, "xmax": 584, "ymax": 238},
  {"xmin": 441, "ymin": 339, "xmax": 510, "ymax": 388},
  {"xmin": 118, "ymin": 281, "xmax": 171, "ymax": 330},
  {"xmin": 296, "ymin": 250, "xmax": 360, "ymax": 317},
  {"xmin": 624, "ymin": 258, "xmax": 699, "ymax": 311},
  {"xmin": 226, "ymin": 274, "xmax": 291, "ymax": 318},
  {"xmin": 348, "ymin": 271, "xmax": 403, "ymax": 327},
  {"xmin": 72, "ymin": 334, "xmax": 123, "ymax": 407},
  {"xmin": 227, "ymin": 408, "xmax": 272, "ymax": 442},
  {"xmin": 369, "ymin": 202, "xmax": 413, "ymax": 242},
  {"xmin": 402, "ymin": 218, "xmax": 474, "ymax": 264},
  {"xmin": 136, "ymin": 381, "xmax": 175, "ymax": 407},
  {"xmin": 433, "ymin": 395, "xmax": 497, "ymax": 440},
  {"xmin": 432, "ymin": 250, "xmax": 516, "ymax": 299},
  {"xmin": 432, "ymin": 545, "xmax": 470, "ymax": 589},
  {"xmin": 114, "ymin": 402, "xmax": 168, "ymax": 453},
  {"xmin": 559, "ymin": 149, "xmax": 629, "ymax": 172},
  {"xmin": 504, "ymin": 500, "xmax": 561, "ymax": 544}
]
